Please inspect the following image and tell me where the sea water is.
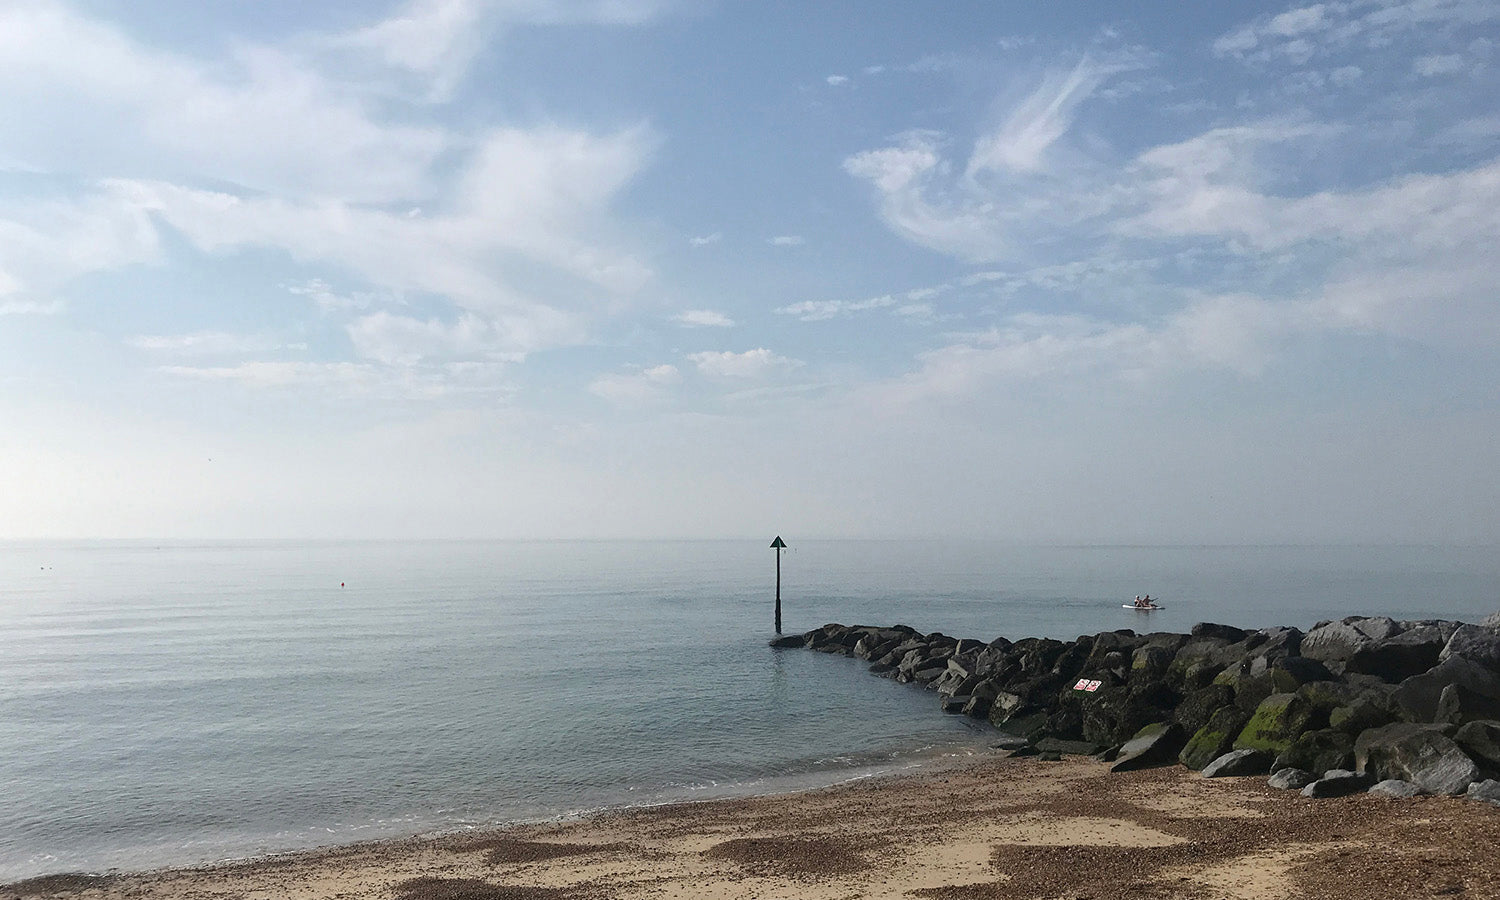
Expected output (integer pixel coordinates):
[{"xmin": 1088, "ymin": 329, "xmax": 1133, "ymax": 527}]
[{"xmin": 1, "ymin": 540, "xmax": 1496, "ymax": 881}]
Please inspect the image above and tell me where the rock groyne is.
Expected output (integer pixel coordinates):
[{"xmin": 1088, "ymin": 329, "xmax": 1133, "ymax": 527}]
[{"xmin": 771, "ymin": 615, "xmax": 1500, "ymax": 803}]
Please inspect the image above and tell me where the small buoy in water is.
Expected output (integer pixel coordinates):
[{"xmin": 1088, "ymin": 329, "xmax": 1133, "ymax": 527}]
[{"xmin": 341, "ymin": 582, "xmax": 345, "ymax": 588}]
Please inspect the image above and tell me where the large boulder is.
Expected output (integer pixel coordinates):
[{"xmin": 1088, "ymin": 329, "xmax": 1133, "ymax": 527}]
[
  {"xmin": 1301, "ymin": 617, "xmax": 1397, "ymax": 664},
  {"xmin": 1167, "ymin": 638, "xmax": 1234, "ymax": 691},
  {"xmin": 1191, "ymin": 622, "xmax": 1248, "ymax": 643},
  {"xmin": 1180, "ymin": 706, "xmax": 1252, "ymax": 770},
  {"xmin": 1355, "ymin": 722, "xmax": 1479, "ymax": 795},
  {"xmin": 1233, "ymin": 693, "xmax": 1321, "ymax": 754},
  {"xmin": 1111, "ymin": 722, "xmax": 1187, "ymax": 772},
  {"xmin": 1454, "ymin": 720, "xmax": 1500, "ymax": 774},
  {"xmin": 1344, "ymin": 627, "xmax": 1447, "ymax": 682},
  {"xmin": 1479, "ymin": 611, "xmax": 1500, "ymax": 630},
  {"xmin": 1302, "ymin": 769, "xmax": 1374, "ymax": 798},
  {"xmin": 1394, "ymin": 655, "xmax": 1500, "ymax": 722},
  {"xmin": 1201, "ymin": 748, "xmax": 1274, "ymax": 778},
  {"xmin": 1368, "ymin": 779, "xmax": 1423, "ymax": 798},
  {"xmin": 1273, "ymin": 729, "xmax": 1355, "ymax": 775},
  {"xmin": 1172, "ymin": 684, "xmax": 1237, "ymax": 736},
  {"xmin": 1467, "ymin": 780, "xmax": 1500, "ymax": 806},
  {"xmin": 1436, "ymin": 683, "xmax": 1500, "ymax": 725},
  {"xmin": 1131, "ymin": 645, "xmax": 1177, "ymax": 681},
  {"xmin": 1441, "ymin": 624, "xmax": 1500, "ymax": 671},
  {"xmin": 1268, "ymin": 767, "xmax": 1317, "ymax": 790},
  {"xmin": 1079, "ymin": 680, "xmax": 1179, "ymax": 746}
]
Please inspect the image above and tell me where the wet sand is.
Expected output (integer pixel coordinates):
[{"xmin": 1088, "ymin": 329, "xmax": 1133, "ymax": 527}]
[{"xmin": 6, "ymin": 754, "xmax": 1497, "ymax": 900}]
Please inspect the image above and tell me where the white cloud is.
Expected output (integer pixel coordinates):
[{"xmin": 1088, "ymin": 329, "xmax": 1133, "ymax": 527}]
[
  {"xmin": 346, "ymin": 311, "xmax": 550, "ymax": 365},
  {"xmin": 0, "ymin": 2, "xmax": 447, "ymax": 202},
  {"xmin": 128, "ymin": 332, "xmax": 301, "ymax": 355},
  {"xmin": 844, "ymin": 54, "xmax": 1144, "ymax": 262},
  {"xmin": 1214, "ymin": 0, "xmax": 1500, "ymax": 63},
  {"xmin": 688, "ymin": 348, "xmax": 801, "ymax": 378},
  {"xmin": 776, "ymin": 295, "xmax": 897, "ymax": 321},
  {"xmin": 588, "ymin": 363, "xmax": 680, "ymax": 405},
  {"xmin": 1414, "ymin": 53, "xmax": 1466, "ymax": 76},
  {"xmin": 826, "ymin": 74, "xmax": 849, "ymax": 86},
  {"xmin": 0, "ymin": 298, "xmax": 63, "ymax": 315},
  {"xmin": 672, "ymin": 309, "xmax": 734, "ymax": 328},
  {"xmin": 91, "ymin": 121, "xmax": 655, "ymax": 355},
  {"xmin": 330, "ymin": 0, "xmax": 674, "ymax": 99},
  {"xmin": 878, "ymin": 294, "xmax": 1300, "ymax": 405},
  {"xmin": 767, "ymin": 234, "xmax": 804, "ymax": 246},
  {"xmin": 688, "ymin": 231, "xmax": 722, "ymax": 246},
  {"xmin": 287, "ymin": 279, "xmax": 378, "ymax": 314},
  {"xmin": 0, "ymin": 2, "xmax": 660, "ymax": 378},
  {"xmin": 966, "ymin": 56, "xmax": 1119, "ymax": 176}
]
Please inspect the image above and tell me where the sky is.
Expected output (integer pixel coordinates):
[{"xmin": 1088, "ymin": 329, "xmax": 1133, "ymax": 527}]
[{"xmin": 1, "ymin": 0, "xmax": 1498, "ymax": 543}]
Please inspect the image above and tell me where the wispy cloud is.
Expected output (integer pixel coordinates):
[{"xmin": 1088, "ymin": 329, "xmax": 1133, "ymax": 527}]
[
  {"xmin": 128, "ymin": 331, "xmax": 304, "ymax": 355},
  {"xmin": 672, "ymin": 309, "xmax": 734, "ymax": 328},
  {"xmin": 588, "ymin": 363, "xmax": 680, "ymax": 405},
  {"xmin": 688, "ymin": 348, "xmax": 801, "ymax": 378},
  {"xmin": 688, "ymin": 231, "xmax": 722, "ymax": 246},
  {"xmin": 0, "ymin": 298, "xmax": 64, "ymax": 315},
  {"xmin": 767, "ymin": 234, "xmax": 804, "ymax": 246}
]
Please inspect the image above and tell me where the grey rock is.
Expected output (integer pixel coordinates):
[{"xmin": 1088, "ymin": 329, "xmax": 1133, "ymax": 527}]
[
  {"xmin": 1479, "ymin": 610, "xmax": 1500, "ymax": 630},
  {"xmin": 1355, "ymin": 722, "xmax": 1479, "ymax": 795},
  {"xmin": 1034, "ymin": 737, "xmax": 1107, "ymax": 757},
  {"xmin": 1301, "ymin": 769, "xmax": 1374, "ymax": 798},
  {"xmin": 1395, "ymin": 656, "xmax": 1500, "ymax": 723},
  {"xmin": 1437, "ymin": 683, "xmax": 1500, "ymax": 725},
  {"xmin": 939, "ymin": 695, "xmax": 968, "ymax": 714},
  {"xmin": 1268, "ymin": 767, "xmax": 1318, "ymax": 790},
  {"xmin": 1274, "ymin": 729, "xmax": 1355, "ymax": 775},
  {"xmin": 1179, "ymin": 705, "xmax": 1252, "ymax": 771},
  {"xmin": 1111, "ymin": 722, "xmax": 1187, "ymax": 772},
  {"xmin": 1454, "ymin": 720, "xmax": 1500, "ymax": 773},
  {"xmin": 1368, "ymin": 779, "xmax": 1423, "ymax": 798},
  {"xmin": 1441, "ymin": 624, "xmax": 1500, "ymax": 671},
  {"xmin": 989, "ymin": 734, "xmax": 1031, "ymax": 751},
  {"xmin": 1466, "ymin": 779, "xmax": 1500, "ymax": 805},
  {"xmin": 1201, "ymin": 749, "xmax": 1274, "ymax": 778},
  {"xmin": 1345, "ymin": 627, "xmax": 1447, "ymax": 683},
  {"xmin": 1302, "ymin": 617, "xmax": 1397, "ymax": 664},
  {"xmin": 1191, "ymin": 622, "xmax": 1248, "ymax": 643},
  {"xmin": 768, "ymin": 633, "xmax": 807, "ymax": 648}
]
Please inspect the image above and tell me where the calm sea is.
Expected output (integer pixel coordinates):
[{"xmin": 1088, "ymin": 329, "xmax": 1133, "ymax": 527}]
[{"xmin": 1, "ymin": 540, "xmax": 1496, "ymax": 881}]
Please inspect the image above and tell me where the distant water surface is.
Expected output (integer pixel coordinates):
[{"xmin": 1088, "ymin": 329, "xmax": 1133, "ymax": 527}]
[{"xmin": 0, "ymin": 540, "xmax": 1495, "ymax": 881}]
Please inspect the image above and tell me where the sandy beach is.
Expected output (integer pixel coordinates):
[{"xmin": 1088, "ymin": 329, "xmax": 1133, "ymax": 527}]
[{"xmin": 7, "ymin": 753, "xmax": 1497, "ymax": 900}]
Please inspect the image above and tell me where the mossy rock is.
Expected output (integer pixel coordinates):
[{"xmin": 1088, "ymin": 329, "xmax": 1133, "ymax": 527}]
[
  {"xmin": 1273, "ymin": 728, "xmax": 1355, "ymax": 774},
  {"xmin": 1233, "ymin": 692, "xmax": 1319, "ymax": 754},
  {"xmin": 1328, "ymin": 698, "xmax": 1398, "ymax": 735},
  {"xmin": 1180, "ymin": 706, "xmax": 1251, "ymax": 770}
]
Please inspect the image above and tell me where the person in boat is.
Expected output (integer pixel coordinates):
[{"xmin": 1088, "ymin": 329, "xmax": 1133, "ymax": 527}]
[
  {"xmin": 1134, "ymin": 595, "xmax": 1144, "ymax": 608},
  {"xmin": 1142, "ymin": 595, "xmax": 1153, "ymax": 608}
]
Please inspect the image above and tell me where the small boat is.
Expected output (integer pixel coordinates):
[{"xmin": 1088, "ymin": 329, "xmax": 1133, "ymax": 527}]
[{"xmin": 1124, "ymin": 604, "xmax": 1164, "ymax": 610}]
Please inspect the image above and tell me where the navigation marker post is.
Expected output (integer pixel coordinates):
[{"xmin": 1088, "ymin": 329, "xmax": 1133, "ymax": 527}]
[{"xmin": 770, "ymin": 535, "xmax": 787, "ymax": 634}]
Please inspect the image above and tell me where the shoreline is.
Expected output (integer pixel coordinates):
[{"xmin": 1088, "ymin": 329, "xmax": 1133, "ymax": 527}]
[
  {"xmin": 7, "ymin": 751, "xmax": 1497, "ymax": 900},
  {"xmin": 1, "ymin": 737, "xmax": 996, "ymax": 888}
]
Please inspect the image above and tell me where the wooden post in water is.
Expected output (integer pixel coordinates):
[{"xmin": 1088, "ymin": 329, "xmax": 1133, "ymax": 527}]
[{"xmin": 770, "ymin": 535, "xmax": 786, "ymax": 634}]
